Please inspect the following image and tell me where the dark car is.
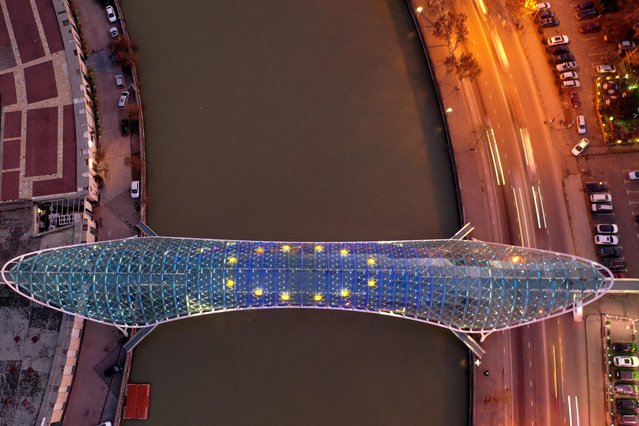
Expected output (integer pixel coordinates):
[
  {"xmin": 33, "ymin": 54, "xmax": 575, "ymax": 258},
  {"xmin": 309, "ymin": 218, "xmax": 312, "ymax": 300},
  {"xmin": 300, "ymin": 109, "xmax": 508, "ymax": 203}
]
[
  {"xmin": 617, "ymin": 398, "xmax": 639, "ymax": 413},
  {"xmin": 104, "ymin": 363, "xmax": 124, "ymax": 377},
  {"xmin": 585, "ymin": 181, "xmax": 608, "ymax": 192},
  {"xmin": 603, "ymin": 258, "xmax": 626, "ymax": 270},
  {"xmin": 598, "ymin": 246, "xmax": 622, "ymax": 258},
  {"xmin": 120, "ymin": 119, "xmax": 130, "ymax": 136},
  {"xmin": 616, "ymin": 383, "xmax": 639, "ymax": 395},
  {"xmin": 576, "ymin": 1, "xmax": 594, "ymax": 10},
  {"xmin": 534, "ymin": 10, "xmax": 556, "ymax": 22},
  {"xmin": 550, "ymin": 53, "xmax": 575, "ymax": 64},
  {"xmin": 539, "ymin": 17, "xmax": 560, "ymax": 27},
  {"xmin": 579, "ymin": 22, "xmax": 601, "ymax": 33},
  {"xmin": 546, "ymin": 45, "xmax": 570, "ymax": 54},
  {"xmin": 613, "ymin": 342, "xmax": 639, "ymax": 353},
  {"xmin": 569, "ymin": 91, "xmax": 581, "ymax": 107},
  {"xmin": 576, "ymin": 8, "xmax": 599, "ymax": 20}
]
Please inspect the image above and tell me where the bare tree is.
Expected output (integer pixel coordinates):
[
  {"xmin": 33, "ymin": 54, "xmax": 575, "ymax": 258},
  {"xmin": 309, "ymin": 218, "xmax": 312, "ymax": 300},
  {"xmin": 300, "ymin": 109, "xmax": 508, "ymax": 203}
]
[
  {"xmin": 444, "ymin": 52, "xmax": 482, "ymax": 88},
  {"xmin": 124, "ymin": 103, "xmax": 142, "ymax": 119},
  {"xmin": 432, "ymin": 11, "xmax": 469, "ymax": 53}
]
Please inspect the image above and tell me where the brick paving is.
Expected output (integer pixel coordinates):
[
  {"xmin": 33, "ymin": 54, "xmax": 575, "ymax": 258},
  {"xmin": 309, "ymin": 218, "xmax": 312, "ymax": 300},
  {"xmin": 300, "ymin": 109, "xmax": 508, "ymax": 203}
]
[{"xmin": 0, "ymin": 0, "xmax": 76, "ymax": 201}]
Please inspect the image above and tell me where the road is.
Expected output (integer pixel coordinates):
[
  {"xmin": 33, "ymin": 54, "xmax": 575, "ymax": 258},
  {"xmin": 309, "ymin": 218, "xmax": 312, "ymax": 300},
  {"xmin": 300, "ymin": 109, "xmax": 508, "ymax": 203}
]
[{"xmin": 444, "ymin": 0, "xmax": 597, "ymax": 424}]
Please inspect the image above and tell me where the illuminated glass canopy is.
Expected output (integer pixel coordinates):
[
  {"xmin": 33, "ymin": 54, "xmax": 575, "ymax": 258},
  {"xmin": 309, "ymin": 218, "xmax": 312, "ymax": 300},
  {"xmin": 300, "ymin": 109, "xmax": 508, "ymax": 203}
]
[{"xmin": 1, "ymin": 237, "xmax": 613, "ymax": 332}]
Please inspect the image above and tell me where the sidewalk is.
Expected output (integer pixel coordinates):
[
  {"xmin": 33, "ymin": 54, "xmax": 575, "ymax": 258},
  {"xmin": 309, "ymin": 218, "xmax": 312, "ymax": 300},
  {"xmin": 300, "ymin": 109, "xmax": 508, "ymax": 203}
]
[{"xmin": 60, "ymin": 0, "xmax": 139, "ymax": 424}]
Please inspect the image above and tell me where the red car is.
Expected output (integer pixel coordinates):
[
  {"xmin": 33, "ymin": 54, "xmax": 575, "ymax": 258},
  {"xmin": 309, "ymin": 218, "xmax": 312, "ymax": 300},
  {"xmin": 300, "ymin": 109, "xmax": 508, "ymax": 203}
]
[{"xmin": 579, "ymin": 22, "xmax": 601, "ymax": 33}]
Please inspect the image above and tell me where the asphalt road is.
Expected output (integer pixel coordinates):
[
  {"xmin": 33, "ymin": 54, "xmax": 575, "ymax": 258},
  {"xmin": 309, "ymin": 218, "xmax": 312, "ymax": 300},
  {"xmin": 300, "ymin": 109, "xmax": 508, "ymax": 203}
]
[{"xmin": 448, "ymin": 0, "xmax": 600, "ymax": 424}]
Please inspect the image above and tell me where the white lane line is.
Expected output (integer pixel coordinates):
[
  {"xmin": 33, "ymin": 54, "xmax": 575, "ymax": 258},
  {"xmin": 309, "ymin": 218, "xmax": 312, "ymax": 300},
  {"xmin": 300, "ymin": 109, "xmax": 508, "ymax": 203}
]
[
  {"xmin": 568, "ymin": 395, "xmax": 573, "ymax": 426},
  {"xmin": 538, "ymin": 186, "xmax": 547, "ymax": 228},
  {"xmin": 575, "ymin": 396, "xmax": 580, "ymax": 426},
  {"xmin": 518, "ymin": 186, "xmax": 532, "ymax": 247},
  {"xmin": 512, "ymin": 187, "xmax": 526, "ymax": 246},
  {"xmin": 532, "ymin": 186, "xmax": 542, "ymax": 229}
]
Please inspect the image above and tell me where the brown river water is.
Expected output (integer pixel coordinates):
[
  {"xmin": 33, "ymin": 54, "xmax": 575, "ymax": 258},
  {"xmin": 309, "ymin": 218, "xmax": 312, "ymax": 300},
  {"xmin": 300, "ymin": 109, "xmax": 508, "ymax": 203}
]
[{"xmin": 121, "ymin": 0, "xmax": 468, "ymax": 424}]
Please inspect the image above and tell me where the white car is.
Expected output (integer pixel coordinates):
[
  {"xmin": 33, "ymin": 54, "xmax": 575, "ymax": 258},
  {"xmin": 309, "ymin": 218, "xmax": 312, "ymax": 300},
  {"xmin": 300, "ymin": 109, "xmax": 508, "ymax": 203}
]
[
  {"xmin": 130, "ymin": 181, "xmax": 140, "ymax": 199},
  {"xmin": 556, "ymin": 61, "xmax": 577, "ymax": 72},
  {"xmin": 594, "ymin": 235, "xmax": 619, "ymax": 245},
  {"xmin": 118, "ymin": 91, "xmax": 129, "ymax": 109},
  {"xmin": 614, "ymin": 356, "xmax": 639, "ymax": 367},
  {"xmin": 547, "ymin": 35, "xmax": 569, "ymax": 46},
  {"xmin": 536, "ymin": 2, "xmax": 551, "ymax": 10},
  {"xmin": 619, "ymin": 40, "xmax": 636, "ymax": 51},
  {"xmin": 596, "ymin": 64, "xmax": 616, "ymax": 74},
  {"xmin": 591, "ymin": 203, "xmax": 613, "ymax": 213},
  {"xmin": 105, "ymin": 6, "xmax": 117, "ymax": 23},
  {"xmin": 571, "ymin": 138, "xmax": 589, "ymax": 156},
  {"xmin": 109, "ymin": 27, "xmax": 119, "ymax": 38},
  {"xmin": 596, "ymin": 224, "xmax": 618, "ymax": 234},
  {"xmin": 629, "ymin": 171, "xmax": 639, "ymax": 181},
  {"xmin": 590, "ymin": 193, "xmax": 612, "ymax": 203},
  {"xmin": 577, "ymin": 115, "xmax": 586, "ymax": 134},
  {"xmin": 595, "ymin": 234, "xmax": 619, "ymax": 246},
  {"xmin": 562, "ymin": 79, "xmax": 580, "ymax": 89},
  {"xmin": 559, "ymin": 71, "xmax": 579, "ymax": 80},
  {"xmin": 115, "ymin": 74, "xmax": 124, "ymax": 88}
]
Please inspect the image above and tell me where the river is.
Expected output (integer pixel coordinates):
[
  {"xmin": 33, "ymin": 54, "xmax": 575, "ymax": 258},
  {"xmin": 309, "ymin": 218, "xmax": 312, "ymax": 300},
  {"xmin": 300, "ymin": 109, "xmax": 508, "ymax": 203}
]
[{"xmin": 121, "ymin": 0, "xmax": 467, "ymax": 424}]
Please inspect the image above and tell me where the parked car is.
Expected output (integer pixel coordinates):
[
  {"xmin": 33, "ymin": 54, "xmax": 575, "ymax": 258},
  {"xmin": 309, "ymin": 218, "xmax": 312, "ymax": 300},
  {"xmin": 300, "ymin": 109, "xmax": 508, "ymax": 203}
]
[
  {"xmin": 539, "ymin": 17, "xmax": 560, "ymax": 27},
  {"xmin": 592, "ymin": 203, "xmax": 613, "ymax": 213},
  {"xmin": 547, "ymin": 35, "xmax": 570, "ymax": 46},
  {"xmin": 596, "ymin": 224, "xmax": 618, "ymax": 234},
  {"xmin": 616, "ymin": 383, "xmax": 639, "ymax": 396},
  {"xmin": 590, "ymin": 193, "xmax": 612, "ymax": 203},
  {"xmin": 598, "ymin": 246, "xmax": 622, "ymax": 258},
  {"xmin": 115, "ymin": 74, "xmax": 124, "ymax": 89},
  {"xmin": 577, "ymin": 115, "xmax": 586, "ymax": 134},
  {"xmin": 575, "ymin": 1, "xmax": 594, "ymax": 10},
  {"xmin": 579, "ymin": 22, "xmax": 601, "ymax": 33},
  {"xmin": 546, "ymin": 46, "xmax": 571, "ymax": 55},
  {"xmin": 576, "ymin": 8, "xmax": 599, "ymax": 20},
  {"xmin": 120, "ymin": 119, "xmax": 130, "ymax": 136},
  {"xmin": 536, "ymin": 2, "xmax": 551, "ymax": 10},
  {"xmin": 535, "ymin": 10, "xmax": 556, "ymax": 22},
  {"xmin": 596, "ymin": 64, "xmax": 617, "ymax": 74},
  {"xmin": 615, "ymin": 357, "xmax": 639, "ymax": 367},
  {"xmin": 594, "ymin": 234, "xmax": 619, "ymax": 245},
  {"xmin": 104, "ymin": 363, "xmax": 124, "ymax": 377},
  {"xmin": 130, "ymin": 180, "xmax": 140, "ymax": 199},
  {"xmin": 556, "ymin": 61, "xmax": 577, "ymax": 72},
  {"xmin": 559, "ymin": 71, "xmax": 578, "ymax": 80},
  {"xmin": 572, "ymin": 138, "xmax": 589, "ymax": 156},
  {"xmin": 561, "ymin": 79, "xmax": 580, "ymax": 88},
  {"xmin": 569, "ymin": 91, "xmax": 581, "ymax": 107},
  {"xmin": 109, "ymin": 27, "xmax": 119, "ymax": 38},
  {"xmin": 616, "ymin": 370, "xmax": 639, "ymax": 382},
  {"xmin": 585, "ymin": 181, "xmax": 608, "ymax": 191},
  {"xmin": 105, "ymin": 5, "xmax": 117, "ymax": 23},
  {"xmin": 613, "ymin": 343, "xmax": 638, "ymax": 353},
  {"xmin": 629, "ymin": 171, "xmax": 639, "ymax": 181},
  {"xmin": 619, "ymin": 40, "xmax": 637, "ymax": 52},
  {"xmin": 617, "ymin": 414, "xmax": 639, "ymax": 424},
  {"xmin": 118, "ymin": 91, "xmax": 129, "ymax": 109},
  {"xmin": 550, "ymin": 53, "xmax": 575, "ymax": 64},
  {"xmin": 603, "ymin": 258, "xmax": 626, "ymax": 270}
]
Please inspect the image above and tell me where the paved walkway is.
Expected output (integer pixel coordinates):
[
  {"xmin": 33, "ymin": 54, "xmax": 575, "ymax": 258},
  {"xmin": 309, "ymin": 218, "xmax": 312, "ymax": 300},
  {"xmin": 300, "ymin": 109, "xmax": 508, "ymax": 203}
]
[{"xmin": 60, "ymin": 0, "xmax": 139, "ymax": 425}]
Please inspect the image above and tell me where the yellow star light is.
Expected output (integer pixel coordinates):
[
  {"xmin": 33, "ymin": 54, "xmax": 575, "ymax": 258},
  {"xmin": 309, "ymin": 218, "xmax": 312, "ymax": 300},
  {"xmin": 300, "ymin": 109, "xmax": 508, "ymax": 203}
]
[
  {"xmin": 340, "ymin": 289, "xmax": 350, "ymax": 298},
  {"xmin": 227, "ymin": 256, "xmax": 237, "ymax": 265},
  {"xmin": 314, "ymin": 245, "xmax": 324, "ymax": 252},
  {"xmin": 226, "ymin": 279, "xmax": 235, "ymax": 288},
  {"xmin": 254, "ymin": 288, "xmax": 263, "ymax": 297},
  {"xmin": 367, "ymin": 257, "xmax": 376, "ymax": 265},
  {"xmin": 340, "ymin": 249, "xmax": 349, "ymax": 256},
  {"xmin": 314, "ymin": 294, "xmax": 323, "ymax": 302},
  {"xmin": 281, "ymin": 245, "xmax": 291, "ymax": 253},
  {"xmin": 367, "ymin": 279, "xmax": 377, "ymax": 287},
  {"xmin": 280, "ymin": 292, "xmax": 290, "ymax": 301},
  {"xmin": 255, "ymin": 247, "xmax": 264, "ymax": 255}
]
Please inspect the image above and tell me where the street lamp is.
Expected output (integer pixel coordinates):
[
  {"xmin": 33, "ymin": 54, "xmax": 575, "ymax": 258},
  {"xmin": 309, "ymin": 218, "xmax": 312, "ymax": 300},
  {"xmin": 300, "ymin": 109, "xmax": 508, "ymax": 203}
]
[{"xmin": 416, "ymin": 6, "xmax": 423, "ymax": 15}]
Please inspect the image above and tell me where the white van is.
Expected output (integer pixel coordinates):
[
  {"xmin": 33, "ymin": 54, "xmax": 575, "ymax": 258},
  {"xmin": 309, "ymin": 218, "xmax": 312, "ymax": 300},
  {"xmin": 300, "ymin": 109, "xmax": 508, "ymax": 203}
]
[
  {"xmin": 130, "ymin": 180, "xmax": 140, "ymax": 199},
  {"xmin": 562, "ymin": 79, "xmax": 580, "ymax": 88},
  {"xmin": 577, "ymin": 115, "xmax": 586, "ymax": 134},
  {"xmin": 591, "ymin": 203, "xmax": 613, "ymax": 213},
  {"xmin": 596, "ymin": 64, "xmax": 616, "ymax": 74}
]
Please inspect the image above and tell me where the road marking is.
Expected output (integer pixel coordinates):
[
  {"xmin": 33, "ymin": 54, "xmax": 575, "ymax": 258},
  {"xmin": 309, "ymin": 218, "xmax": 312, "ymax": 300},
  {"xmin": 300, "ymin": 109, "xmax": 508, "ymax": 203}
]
[
  {"xmin": 518, "ymin": 187, "xmax": 532, "ymax": 246},
  {"xmin": 512, "ymin": 187, "xmax": 526, "ymax": 246},
  {"xmin": 532, "ymin": 186, "xmax": 542, "ymax": 229},
  {"xmin": 575, "ymin": 396, "xmax": 580, "ymax": 426},
  {"xmin": 568, "ymin": 395, "xmax": 573, "ymax": 426},
  {"xmin": 552, "ymin": 345, "xmax": 558, "ymax": 399}
]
